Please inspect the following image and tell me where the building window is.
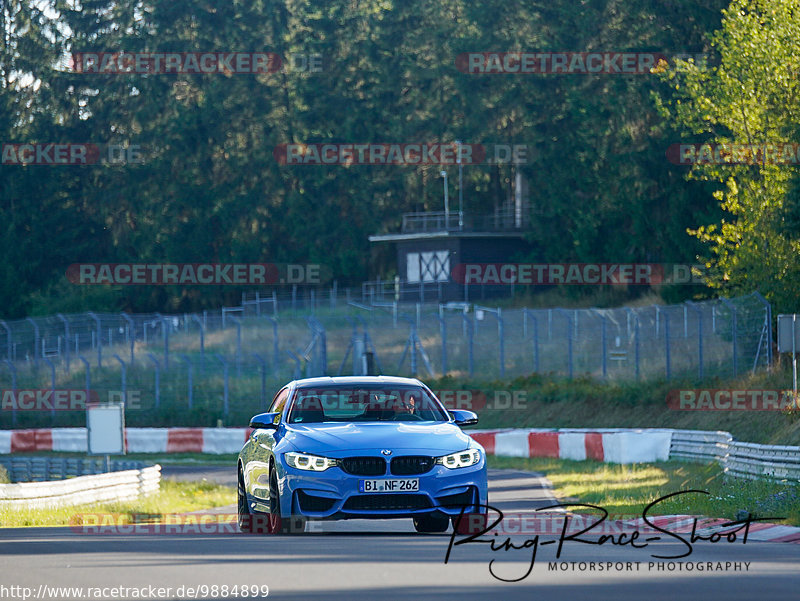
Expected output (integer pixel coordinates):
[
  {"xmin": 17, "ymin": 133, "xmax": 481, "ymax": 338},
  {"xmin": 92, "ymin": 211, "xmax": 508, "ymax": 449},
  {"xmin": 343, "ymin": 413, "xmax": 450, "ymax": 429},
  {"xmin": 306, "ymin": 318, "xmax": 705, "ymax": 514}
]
[{"xmin": 407, "ymin": 251, "xmax": 449, "ymax": 282}]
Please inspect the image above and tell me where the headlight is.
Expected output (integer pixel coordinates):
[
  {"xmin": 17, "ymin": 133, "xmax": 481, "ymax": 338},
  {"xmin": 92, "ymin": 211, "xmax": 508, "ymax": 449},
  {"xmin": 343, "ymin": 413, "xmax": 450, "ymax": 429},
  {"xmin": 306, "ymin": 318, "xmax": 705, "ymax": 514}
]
[
  {"xmin": 436, "ymin": 449, "xmax": 482, "ymax": 469},
  {"xmin": 284, "ymin": 452, "xmax": 339, "ymax": 471}
]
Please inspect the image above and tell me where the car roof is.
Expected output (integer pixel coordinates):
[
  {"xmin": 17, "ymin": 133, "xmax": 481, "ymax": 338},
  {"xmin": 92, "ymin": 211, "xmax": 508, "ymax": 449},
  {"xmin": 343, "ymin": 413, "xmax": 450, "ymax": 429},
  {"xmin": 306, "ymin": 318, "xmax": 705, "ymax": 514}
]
[{"xmin": 290, "ymin": 375, "xmax": 425, "ymax": 389}]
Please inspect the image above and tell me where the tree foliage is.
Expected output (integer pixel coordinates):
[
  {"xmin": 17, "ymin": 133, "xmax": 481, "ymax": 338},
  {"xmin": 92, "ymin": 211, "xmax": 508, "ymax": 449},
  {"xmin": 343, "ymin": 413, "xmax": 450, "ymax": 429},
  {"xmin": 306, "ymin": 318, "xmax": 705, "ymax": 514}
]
[
  {"xmin": 656, "ymin": 0, "xmax": 800, "ymax": 313},
  {"xmin": 0, "ymin": 0, "xmax": 736, "ymax": 316}
]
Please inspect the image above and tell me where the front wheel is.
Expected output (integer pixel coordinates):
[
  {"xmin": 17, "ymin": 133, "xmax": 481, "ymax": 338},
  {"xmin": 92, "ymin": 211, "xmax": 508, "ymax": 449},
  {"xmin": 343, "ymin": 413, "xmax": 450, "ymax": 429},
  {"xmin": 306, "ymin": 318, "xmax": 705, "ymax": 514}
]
[
  {"xmin": 267, "ymin": 467, "xmax": 305, "ymax": 534},
  {"xmin": 238, "ymin": 467, "xmax": 260, "ymax": 533}
]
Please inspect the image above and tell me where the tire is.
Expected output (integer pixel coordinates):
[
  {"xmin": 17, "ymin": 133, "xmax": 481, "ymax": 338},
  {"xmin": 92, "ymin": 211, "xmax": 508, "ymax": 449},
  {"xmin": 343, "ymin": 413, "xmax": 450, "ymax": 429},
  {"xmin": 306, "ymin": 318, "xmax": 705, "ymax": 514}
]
[
  {"xmin": 452, "ymin": 511, "xmax": 488, "ymax": 535},
  {"xmin": 238, "ymin": 467, "xmax": 260, "ymax": 533},
  {"xmin": 267, "ymin": 467, "xmax": 306, "ymax": 535},
  {"xmin": 413, "ymin": 513, "xmax": 450, "ymax": 533}
]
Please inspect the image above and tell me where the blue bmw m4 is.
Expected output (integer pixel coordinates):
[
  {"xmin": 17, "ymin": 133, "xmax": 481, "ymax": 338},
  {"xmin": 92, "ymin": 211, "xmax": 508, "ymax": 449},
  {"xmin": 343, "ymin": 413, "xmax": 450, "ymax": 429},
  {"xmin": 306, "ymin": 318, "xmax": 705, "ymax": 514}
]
[{"xmin": 237, "ymin": 375, "xmax": 488, "ymax": 534}]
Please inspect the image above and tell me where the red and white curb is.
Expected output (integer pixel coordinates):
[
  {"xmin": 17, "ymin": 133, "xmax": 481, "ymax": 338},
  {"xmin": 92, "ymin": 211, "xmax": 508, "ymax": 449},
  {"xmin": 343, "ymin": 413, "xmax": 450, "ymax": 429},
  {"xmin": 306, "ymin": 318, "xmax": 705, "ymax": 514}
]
[{"xmin": 620, "ymin": 515, "xmax": 800, "ymax": 544}]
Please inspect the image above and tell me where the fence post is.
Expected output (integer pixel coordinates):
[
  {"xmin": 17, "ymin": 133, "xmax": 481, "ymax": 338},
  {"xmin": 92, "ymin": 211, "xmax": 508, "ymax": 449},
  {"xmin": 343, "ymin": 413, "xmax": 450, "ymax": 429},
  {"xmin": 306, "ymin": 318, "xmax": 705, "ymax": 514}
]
[
  {"xmin": 191, "ymin": 314, "xmax": 205, "ymax": 369},
  {"xmin": 252, "ymin": 353, "xmax": 267, "ymax": 411},
  {"xmin": 634, "ymin": 314, "xmax": 640, "ymax": 381},
  {"xmin": 523, "ymin": 310, "xmax": 539, "ymax": 373},
  {"xmin": 26, "ymin": 317, "xmax": 40, "ymax": 368},
  {"xmin": 0, "ymin": 320, "xmax": 10, "ymax": 363},
  {"xmin": 438, "ymin": 313, "xmax": 448, "ymax": 377},
  {"xmin": 287, "ymin": 350, "xmax": 302, "ymax": 380},
  {"xmin": 229, "ymin": 316, "xmax": 242, "ymax": 377},
  {"xmin": 665, "ymin": 312, "xmax": 671, "ymax": 380},
  {"xmin": 146, "ymin": 354, "xmax": 160, "ymax": 410},
  {"xmin": 179, "ymin": 354, "xmax": 193, "ymax": 410},
  {"xmin": 317, "ymin": 323, "xmax": 327, "ymax": 375},
  {"xmin": 411, "ymin": 321, "xmax": 418, "ymax": 376},
  {"xmin": 215, "ymin": 355, "xmax": 229, "ymax": 418},
  {"xmin": 87, "ymin": 312, "xmax": 102, "ymax": 367},
  {"xmin": 555, "ymin": 309, "xmax": 573, "ymax": 378},
  {"xmin": 497, "ymin": 308, "xmax": 505, "ymax": 378},
  {"xmin": 157, "ymin": 314, "xmax": 169, "ymax": 370},
  {"xmin": 265, "ymin": 317, "xmax": 279, "ymax": 375},
  {"xmin": 121, "ymin": 313, "xmax": 135, "ymax": 365},
  {"xmin": 53, "ymin": 314, "xmax": 70, "ymax": 373},
  {"xmin": 42, "ymin": 356, "xmax": 56, "ymax": 422},
  {"xmin": 600, "ymin": 314, "xmax": 608, "ymax": 379},
  {"xmin": 720, "ymin": 298, "xmax": 738, "ymax": 377},
  {"xmin": 461, "ymin": 313, "xmax": 474, "ymax": 377},
  {"xmin": 2, "ymin": 359, "xmax": 17, "ymax": 425},
  {"xmin": 685, "ymin": 302, "xmax": 703, "ymax": 380},
  {"xmin": 78, "ymin": 356, "xmax": 91, "ymax": 410},
  {"xmin": 112, "ymin": 354, "xmax": 126, "ymax": 407},
  {"xmin": 751, "ymin": 291, "xmax": 774, "ymax": 369}
]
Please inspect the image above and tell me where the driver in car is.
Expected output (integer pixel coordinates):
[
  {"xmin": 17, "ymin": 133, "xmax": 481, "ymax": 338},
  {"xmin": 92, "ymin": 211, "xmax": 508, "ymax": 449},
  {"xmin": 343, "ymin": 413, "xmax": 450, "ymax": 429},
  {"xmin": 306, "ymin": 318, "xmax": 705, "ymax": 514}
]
[{"xmin": 392, "ymin": 393, "xmax": 418, "ymax": 419}]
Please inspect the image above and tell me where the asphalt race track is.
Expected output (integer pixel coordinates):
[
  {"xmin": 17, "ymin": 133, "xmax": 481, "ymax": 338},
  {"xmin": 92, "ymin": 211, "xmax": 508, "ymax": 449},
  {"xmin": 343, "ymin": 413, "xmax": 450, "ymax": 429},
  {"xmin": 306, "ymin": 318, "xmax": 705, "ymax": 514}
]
[{"xmin": 1, "ymin": 469, "xmax": 799, "ymax": 600}]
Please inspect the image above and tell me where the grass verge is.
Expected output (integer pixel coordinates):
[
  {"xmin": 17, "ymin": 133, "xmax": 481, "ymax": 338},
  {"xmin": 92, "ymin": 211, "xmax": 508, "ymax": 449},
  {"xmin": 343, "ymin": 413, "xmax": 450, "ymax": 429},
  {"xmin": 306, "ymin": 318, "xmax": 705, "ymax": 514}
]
[
  {"xmin": 488, "ymin": 455, "xmax": 800, "ymax": 526},
  {"xmin": 0, "ymin": 479, "xmax": 236, "ymax": 528}
]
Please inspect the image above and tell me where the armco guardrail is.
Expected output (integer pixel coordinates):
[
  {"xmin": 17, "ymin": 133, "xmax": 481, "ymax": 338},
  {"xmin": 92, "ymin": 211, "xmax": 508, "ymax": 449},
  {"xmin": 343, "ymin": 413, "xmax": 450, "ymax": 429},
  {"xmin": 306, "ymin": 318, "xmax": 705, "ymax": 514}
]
[
  {"xmin": 668, "ymin": 429, "xmax": 733, "ymax": 462},
  {"xmin": 0, "ymin": 456, "xmax": 148, "ymax": 482},
  {"xmin": 722, "ymin": 442, "xmax": 800, "ymax": 481},
  {"xmin": 0, "ymin": 465, "xmax": 160, "ymax": 509}
]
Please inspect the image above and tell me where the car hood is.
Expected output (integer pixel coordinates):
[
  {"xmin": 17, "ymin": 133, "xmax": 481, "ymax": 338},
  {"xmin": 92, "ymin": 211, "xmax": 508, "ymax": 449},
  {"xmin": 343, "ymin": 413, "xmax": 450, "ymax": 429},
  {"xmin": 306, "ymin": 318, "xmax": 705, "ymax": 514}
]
[{"xmin": 281, "ymin": 422, "xmax": 476, "ymax": 456}]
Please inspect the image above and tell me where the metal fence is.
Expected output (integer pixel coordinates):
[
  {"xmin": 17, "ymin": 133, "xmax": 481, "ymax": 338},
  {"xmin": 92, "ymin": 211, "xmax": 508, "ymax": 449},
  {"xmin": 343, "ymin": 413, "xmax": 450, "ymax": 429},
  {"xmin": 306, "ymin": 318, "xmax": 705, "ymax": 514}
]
[
  {"xmin": 0, "ymin": 291, "xmax": 772, "ymax": 428},
  {"xmin": 0, "ymin": 456, "xmax": 148, "ymax": 482}
]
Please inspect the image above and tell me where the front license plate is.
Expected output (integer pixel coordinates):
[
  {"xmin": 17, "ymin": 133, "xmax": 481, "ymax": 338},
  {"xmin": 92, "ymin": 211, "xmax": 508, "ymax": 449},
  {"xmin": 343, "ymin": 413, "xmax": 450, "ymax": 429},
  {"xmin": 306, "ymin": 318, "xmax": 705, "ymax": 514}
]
[{"xmin": 359, "ymin": 478, "xmax": 419, "ymax": 493}]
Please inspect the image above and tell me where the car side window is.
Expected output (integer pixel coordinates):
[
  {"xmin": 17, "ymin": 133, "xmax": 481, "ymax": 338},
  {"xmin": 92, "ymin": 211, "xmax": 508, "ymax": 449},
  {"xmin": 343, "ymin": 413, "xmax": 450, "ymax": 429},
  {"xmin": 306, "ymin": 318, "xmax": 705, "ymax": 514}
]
[{"xmin": 269, "ymin": 388, "xmax": 290, "ymax": 415}]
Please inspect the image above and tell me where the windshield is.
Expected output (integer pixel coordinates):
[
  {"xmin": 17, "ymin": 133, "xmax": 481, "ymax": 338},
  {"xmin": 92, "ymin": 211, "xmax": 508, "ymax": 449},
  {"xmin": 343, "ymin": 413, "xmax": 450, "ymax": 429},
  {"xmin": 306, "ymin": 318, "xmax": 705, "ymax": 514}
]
[{"xmin": 287, "ymin": 386, "xmax": 449, "ymax": 424}]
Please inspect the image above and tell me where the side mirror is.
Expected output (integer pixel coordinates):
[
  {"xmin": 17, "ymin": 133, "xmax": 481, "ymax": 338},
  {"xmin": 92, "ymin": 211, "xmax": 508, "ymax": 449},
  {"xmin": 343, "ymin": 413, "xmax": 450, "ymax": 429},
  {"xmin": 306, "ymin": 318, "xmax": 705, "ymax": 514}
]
[
  {"xmin": 249, "ymin": 412, "xmax": 280, "ymax": 429},
  {"xmin": 450, "ymin": 409, "xmax": 478, "ymax": 427}
]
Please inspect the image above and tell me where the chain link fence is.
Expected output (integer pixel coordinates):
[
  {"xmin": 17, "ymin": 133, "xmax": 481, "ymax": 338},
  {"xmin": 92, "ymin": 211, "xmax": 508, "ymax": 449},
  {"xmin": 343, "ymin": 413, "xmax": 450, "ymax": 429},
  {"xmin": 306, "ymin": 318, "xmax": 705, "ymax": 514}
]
[{"xmin": 0, "ymin": 291, "xmax": 772, "ymax": 428}]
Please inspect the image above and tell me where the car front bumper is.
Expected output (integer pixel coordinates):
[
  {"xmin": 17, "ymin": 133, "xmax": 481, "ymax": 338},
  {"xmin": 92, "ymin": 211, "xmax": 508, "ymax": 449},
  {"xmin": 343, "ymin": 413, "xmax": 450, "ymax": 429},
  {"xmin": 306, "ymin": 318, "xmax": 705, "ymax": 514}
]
[{"xmin": 274, "ymin": 459, "xmax": 488, "ymax": 520}]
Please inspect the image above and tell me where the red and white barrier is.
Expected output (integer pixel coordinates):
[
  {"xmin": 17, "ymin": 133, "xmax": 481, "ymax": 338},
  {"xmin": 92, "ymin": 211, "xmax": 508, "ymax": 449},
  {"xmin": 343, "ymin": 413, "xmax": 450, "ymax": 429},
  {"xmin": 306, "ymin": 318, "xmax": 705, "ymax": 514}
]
[
  {"xmin": 0, "ymin": 428, "xmax": 251, "ymax": 455},
  {"xmin": 0, "ymin": 427, "xmax": 670, "ymax": 462},
  {"xmin": 469, "ymin": 428, "xmax": 673, "ymax": 464}
]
